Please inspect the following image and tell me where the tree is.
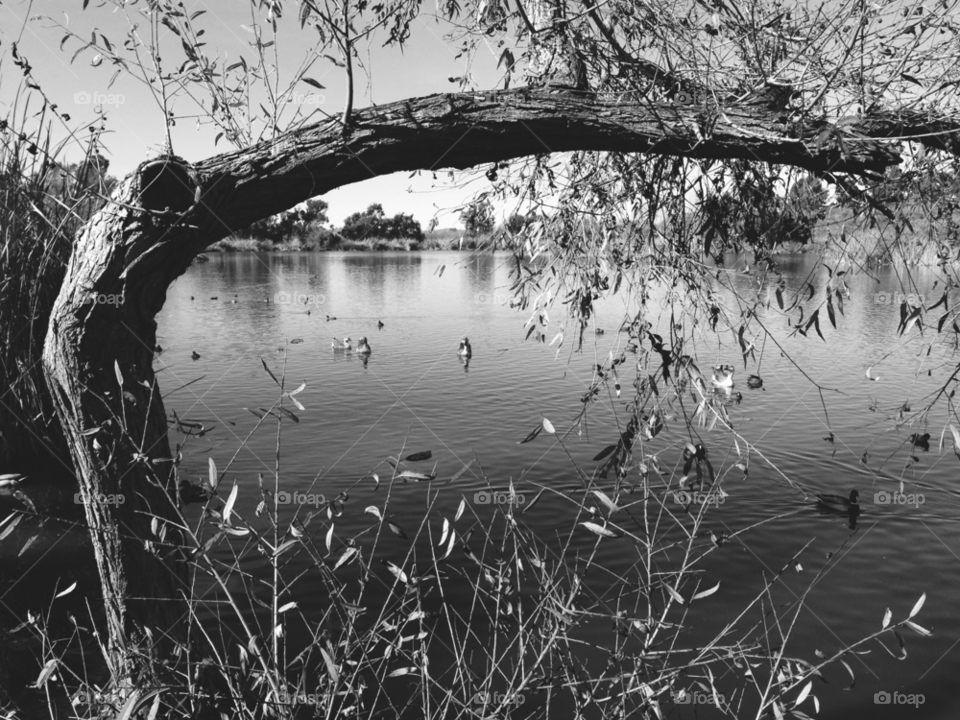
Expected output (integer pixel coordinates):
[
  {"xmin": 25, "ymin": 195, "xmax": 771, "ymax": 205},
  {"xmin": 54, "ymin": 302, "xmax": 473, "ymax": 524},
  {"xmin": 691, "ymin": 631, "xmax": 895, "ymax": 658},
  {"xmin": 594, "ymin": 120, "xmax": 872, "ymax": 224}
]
[
  {"xmin": 12, "ymin": 0, "xmax": 960, "ymax": 703},
  {"xmin": 341, "ymin": 203, "xmax": 424, "ymax": 242},
  {"xmin": 242, "ymin": 197, "xmax": 329, "ymax": 243},
  {"xmin": 341, "ymin": 203, "xmax": 387, "ymax": 239}
]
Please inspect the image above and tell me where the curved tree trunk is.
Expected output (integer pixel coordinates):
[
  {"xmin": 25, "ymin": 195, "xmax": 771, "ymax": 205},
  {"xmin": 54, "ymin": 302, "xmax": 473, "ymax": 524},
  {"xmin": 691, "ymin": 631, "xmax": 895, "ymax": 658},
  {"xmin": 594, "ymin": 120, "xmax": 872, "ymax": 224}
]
[{"xmin": 42, "ymin": 85, "xmax": 960, "ymax": 691}]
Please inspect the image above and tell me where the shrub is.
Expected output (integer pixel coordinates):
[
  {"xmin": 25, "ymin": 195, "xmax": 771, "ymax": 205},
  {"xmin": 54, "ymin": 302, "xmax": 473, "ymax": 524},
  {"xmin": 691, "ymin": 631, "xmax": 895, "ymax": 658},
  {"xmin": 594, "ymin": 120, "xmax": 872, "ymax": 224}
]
[{"xmin": 341, "ymin": 204, "xmax": 424, "ymax": 243}]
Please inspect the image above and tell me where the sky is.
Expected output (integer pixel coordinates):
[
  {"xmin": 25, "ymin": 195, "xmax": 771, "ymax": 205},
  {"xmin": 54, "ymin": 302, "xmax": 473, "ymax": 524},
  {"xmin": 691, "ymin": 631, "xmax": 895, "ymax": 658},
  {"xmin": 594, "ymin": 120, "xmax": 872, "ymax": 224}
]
[{"xmin": 0, "ymin": 0, "xmax": 514, "ymax": 227}]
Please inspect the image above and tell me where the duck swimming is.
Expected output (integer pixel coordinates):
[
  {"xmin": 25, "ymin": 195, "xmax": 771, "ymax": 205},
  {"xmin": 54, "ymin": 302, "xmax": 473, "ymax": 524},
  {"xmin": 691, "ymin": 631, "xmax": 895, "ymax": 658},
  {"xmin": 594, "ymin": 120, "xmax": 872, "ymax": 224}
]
[
  {"xmin": 458, "ymin": 337, "xmax": 472, "ymax": 359},
  {"xmin": 378, "ymin": 320, "xmax": 384, "ymax": 329},
  {"xmin": 332, "ymin": 337, "xmax": 352, "ymax": 351},
  {"xmin": 191, "ymin": 351, "xmax": 201, "ymax": 360},
  {"xmin": 711, "ymin": 364, "xmax": 735, "ymax": 389},
  {"xmin": 816, "ymin": 489, "xmax": 859, "ymax": 513},
  {"xmin": 357, "ymin": 337, "xmax": 372, "ymax": 354}
]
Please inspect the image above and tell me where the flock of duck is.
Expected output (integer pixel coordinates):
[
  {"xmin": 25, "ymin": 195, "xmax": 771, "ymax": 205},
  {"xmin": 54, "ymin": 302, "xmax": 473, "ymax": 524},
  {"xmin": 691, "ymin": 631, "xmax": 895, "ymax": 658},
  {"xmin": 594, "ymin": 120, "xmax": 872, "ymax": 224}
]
[{"xmin": 330, "ymin": 325, "xmax": 473, "ymax": 361}]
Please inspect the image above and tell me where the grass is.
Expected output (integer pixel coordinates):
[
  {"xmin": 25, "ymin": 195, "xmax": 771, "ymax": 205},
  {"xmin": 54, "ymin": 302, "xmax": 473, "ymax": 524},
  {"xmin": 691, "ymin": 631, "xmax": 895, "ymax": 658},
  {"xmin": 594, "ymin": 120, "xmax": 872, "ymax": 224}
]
[
  {"xmin": 4, "ymin": 353, "xmax": 934, "ymax": 720},
  {"xmin": 0, "ymin": 91, "xmax": 106, "ymax": 464}
]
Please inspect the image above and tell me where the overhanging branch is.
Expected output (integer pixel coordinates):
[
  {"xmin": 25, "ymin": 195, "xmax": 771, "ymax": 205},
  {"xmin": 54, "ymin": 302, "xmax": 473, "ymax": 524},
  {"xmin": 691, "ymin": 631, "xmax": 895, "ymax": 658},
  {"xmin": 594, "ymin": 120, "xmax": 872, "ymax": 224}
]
[{"xmin": 192, "ymin": 87, "xmax": 944, "ymax": 236}]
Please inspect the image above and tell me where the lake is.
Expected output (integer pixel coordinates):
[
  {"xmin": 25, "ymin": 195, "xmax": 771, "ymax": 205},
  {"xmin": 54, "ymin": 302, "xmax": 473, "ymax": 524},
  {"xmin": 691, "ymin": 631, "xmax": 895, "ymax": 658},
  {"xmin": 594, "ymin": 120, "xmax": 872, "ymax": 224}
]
[{"xmin": 2, "ymin": 250, "xmax": 958, "ymax": 718}]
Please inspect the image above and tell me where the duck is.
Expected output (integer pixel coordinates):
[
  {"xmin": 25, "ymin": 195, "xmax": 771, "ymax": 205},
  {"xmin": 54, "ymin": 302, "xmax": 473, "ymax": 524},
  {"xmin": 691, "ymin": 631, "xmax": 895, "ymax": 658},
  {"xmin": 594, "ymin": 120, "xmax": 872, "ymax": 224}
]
[
  {"xmin": 595, "ymin": 328, "xmax": 605, "ymax": 335},
  {"xmin": 191, "ymin": 351, "xmax": 201, "ymax": 360},
  {"xmin": 357, "ymin": 337, "xmax": 372, "ymax": 354},
  {"xmin": 378, "ymin": 320, "xmax": 384, "ymax": 329},
  {"xmin": 0, "ymin": 473, "xmax": 25, "ymax": 489},
  {"xmin": 711, "ymin": 364, "xmax": 735, "ymax": 389},
  {"xmin": 816, "ymin": 489, "xmax": 859, "ymax": 513},
  {"xmin": 457, "ymin": 337, "xmax": 472, "ymax": 359},
  {"xmin": 155, "ymin": 344, "xmax": 163, "ymax": 354},
  {"xmin": 332, "ymin": 337, "xmax": 352, "ymax": 351},
  {"xmin": 326, "ymin": 315, "xmax": 337, "ymax": 321}
]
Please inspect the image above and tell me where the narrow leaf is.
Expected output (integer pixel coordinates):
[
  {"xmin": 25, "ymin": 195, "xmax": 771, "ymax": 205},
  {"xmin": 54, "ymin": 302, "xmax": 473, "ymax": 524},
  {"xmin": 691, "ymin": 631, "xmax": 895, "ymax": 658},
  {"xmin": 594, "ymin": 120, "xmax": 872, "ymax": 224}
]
[
  {"xmin": 260, "ymin": 358, "xmax": 280, "ymax": 387},
  {"xmin": 909, "ymin": 593, "xmax": 926, "ymax": 618},
  {"xmin": 692, "ymin": 582, "xmax": 720, "ymax": 601},
  {"xmin": 208, "ymin": 457, "xmax": 218, "ymax": 490},
  {"xmin": 55, "ymin": 582, "xmax": 78, "ymax": 599},
  {"xmin": 223, "ymin": 482, "xmax": 238, "ymax": 525}
]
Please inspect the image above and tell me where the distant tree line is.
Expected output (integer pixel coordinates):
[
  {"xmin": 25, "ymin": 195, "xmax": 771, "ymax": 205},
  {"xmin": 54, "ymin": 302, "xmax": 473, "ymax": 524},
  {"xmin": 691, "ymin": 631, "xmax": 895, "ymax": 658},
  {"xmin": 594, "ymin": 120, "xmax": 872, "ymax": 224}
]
[
  {"xmin": 239, "ymin": 200, "xmax": 426, "ymax": 246},
  {"xmin": 340, "ymin": 203, "xmax": 424, "ymax": 242}
]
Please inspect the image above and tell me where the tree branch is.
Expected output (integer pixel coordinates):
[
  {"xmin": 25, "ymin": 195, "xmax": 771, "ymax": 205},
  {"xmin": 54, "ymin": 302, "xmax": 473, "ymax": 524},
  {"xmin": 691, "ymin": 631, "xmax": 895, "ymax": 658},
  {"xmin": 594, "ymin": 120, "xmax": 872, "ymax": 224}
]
[{"xmin": 192, "ymin": 86, "xmax": 915, "ymax": 237}]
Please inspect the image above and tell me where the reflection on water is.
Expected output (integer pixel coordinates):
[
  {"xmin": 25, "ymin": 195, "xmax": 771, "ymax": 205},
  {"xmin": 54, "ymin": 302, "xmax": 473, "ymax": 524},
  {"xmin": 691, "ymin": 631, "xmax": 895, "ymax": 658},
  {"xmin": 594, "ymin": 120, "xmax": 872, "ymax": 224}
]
[{"xmin": 2, "ymin": 251, "xmax": 959, "ymax": 718}]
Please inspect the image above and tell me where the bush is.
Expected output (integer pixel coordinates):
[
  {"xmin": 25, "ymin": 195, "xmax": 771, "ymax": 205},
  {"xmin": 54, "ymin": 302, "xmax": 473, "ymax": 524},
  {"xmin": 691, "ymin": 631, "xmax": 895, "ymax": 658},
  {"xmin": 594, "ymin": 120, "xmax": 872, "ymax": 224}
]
[
  {"xmin": 341, "ymin": 204, "xmax": 424, "ymax": 243},
  {"xmin": 240, "ymin": 198, "xmax": 329, "ymax": 243}
]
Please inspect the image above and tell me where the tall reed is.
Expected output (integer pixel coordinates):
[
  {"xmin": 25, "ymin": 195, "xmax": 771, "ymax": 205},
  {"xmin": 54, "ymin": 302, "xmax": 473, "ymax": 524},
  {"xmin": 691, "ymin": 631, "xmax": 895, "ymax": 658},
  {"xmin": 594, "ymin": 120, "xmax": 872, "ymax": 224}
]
[{"xmin": 0, "ymin": 88, "xmax": 110, "ymax": 464}]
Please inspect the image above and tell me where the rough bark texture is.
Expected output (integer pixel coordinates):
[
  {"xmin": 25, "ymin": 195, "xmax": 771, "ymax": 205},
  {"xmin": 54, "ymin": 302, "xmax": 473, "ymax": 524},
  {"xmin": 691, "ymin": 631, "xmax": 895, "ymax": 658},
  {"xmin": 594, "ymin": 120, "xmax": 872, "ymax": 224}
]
[
  {"xmin": 41, "ymin": 84, "xmax": 960, "ymax": 687},
  {"xmin": 42, "ymin": 161, "xmax": 198, "ymax": 682}
]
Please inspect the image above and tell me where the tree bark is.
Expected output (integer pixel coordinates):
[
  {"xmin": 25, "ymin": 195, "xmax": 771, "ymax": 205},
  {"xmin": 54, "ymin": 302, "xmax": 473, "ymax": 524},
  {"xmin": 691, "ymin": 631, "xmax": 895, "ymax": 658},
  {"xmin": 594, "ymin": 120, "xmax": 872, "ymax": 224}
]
[{"xmin": 42, "ymin": 84, "xmax": 960, "ymax": 690}]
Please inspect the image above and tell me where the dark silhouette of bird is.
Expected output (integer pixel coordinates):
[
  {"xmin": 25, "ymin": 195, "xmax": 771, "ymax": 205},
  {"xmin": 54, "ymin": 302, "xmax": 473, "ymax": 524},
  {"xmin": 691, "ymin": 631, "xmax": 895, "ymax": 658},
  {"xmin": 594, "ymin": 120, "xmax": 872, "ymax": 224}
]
[
  {"xmin": 816, "ymin": 489, "xmax": 859, "ymax": 513},
  {"xmin": 155, "ymin": 344, "xmax": 163, "ymax": 354},
  {"xmin": 378, "ymin": 320, "xmax": 385, "ymax": 329},
  {"xmin": 191, "ymin": 351, "xmax": 201, "ymax": 360}
]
